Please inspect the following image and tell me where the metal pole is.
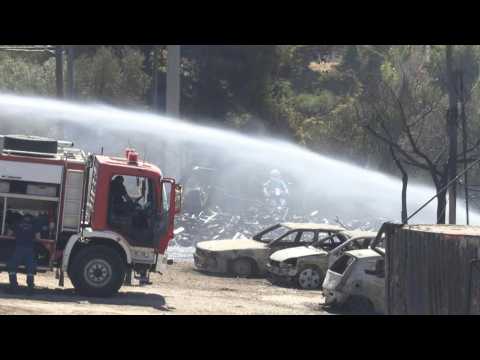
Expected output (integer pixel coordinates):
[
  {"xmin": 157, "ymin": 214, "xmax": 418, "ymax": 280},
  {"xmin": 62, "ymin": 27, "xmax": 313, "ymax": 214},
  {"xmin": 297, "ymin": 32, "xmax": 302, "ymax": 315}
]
[
  {"xmin": 1, "ymin": 197, "xmax": 7, "ymax": 236},
  {"xmin": 460, "ymin": 72, "xmax": 470, "ymax": 225},
  {"xmin": 446, "ymin": 46, "xmax": 458, "ymax": 224},
  {"xmin": 166, "ymin": 45, "xmax": 183, "ymax": 180},
  {"xmin": 166, "ymin": 45, "xmax": 180, "ymax": 117},
  {"xmin": 66, "ymin": 46, "xmax": 75, "ymax": 99},
  {"xmin": 55, "ymin": 45, "xmax": 64, "ymax": 98}
]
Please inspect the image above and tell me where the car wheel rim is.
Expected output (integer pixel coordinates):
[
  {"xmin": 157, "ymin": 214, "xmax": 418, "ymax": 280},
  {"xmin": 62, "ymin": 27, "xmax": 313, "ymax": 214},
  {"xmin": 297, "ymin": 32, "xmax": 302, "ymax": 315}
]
[
  {"xmin": 299, "ymin": 269, "xmax": 321, "ymax": 289},
  {"xmin": 84, "ymin": 259, "xmax": 112, "ymax": 288}
]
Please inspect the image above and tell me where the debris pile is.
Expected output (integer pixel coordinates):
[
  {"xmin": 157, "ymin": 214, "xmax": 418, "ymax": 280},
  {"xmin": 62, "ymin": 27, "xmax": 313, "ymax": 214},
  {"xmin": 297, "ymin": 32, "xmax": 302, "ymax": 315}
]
[
  {"xmin": 171, "ymin": 206, "xmax": 271, "ymax": 247},
  {"xmin": 171, "ymin": 206, "xmax": 388, "ymax": 248}
]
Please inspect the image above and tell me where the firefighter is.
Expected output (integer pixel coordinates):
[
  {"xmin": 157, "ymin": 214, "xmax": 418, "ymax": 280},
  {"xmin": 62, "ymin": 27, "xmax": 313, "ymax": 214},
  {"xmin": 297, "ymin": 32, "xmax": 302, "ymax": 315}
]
[
  {"xmin": 110, "ymin": 176, "xmax": 134, "ymax": 215},
  {"xmin": 7, "ymin": 214, "xmax": 40, "ymax": 295},
  {"xmin": 263, "ymin": 169, "xmax": 289, "ymax": 198}
]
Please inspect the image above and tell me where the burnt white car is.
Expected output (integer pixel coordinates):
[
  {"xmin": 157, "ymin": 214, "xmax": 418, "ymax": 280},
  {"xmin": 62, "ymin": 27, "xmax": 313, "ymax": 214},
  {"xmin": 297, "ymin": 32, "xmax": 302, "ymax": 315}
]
[
  {"xmin": 194, "ymin": 223, "xmax": 345, "ymax": 277},
  {"xmin": 322, "ymin": 247, "xmax": 385, "ymax": 314},
  {"xmin": 267, "ymin": 230, "xmax": 378, "ymax": 290}
]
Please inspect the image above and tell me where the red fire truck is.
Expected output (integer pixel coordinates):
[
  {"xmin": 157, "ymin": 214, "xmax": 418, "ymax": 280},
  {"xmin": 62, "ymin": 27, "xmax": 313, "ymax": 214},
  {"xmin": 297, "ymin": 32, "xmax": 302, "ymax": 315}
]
[{"xmin": 0, "ymin": 135, "xmax": 182, "ymax": 297}]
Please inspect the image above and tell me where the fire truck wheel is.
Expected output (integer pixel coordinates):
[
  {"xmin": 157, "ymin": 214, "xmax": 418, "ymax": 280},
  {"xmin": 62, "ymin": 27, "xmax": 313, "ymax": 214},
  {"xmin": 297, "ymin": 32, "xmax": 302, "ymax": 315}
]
[{"xmin": 70, "ymin": 245, "xmax": 126, "ymax": 297}]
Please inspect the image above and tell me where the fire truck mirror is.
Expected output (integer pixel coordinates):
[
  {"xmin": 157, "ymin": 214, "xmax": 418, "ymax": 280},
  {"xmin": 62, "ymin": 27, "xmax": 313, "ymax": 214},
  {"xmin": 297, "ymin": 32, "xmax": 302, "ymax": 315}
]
[
  {"xmin": 175, "ymin": 184, "xmax": 183, "ymax": 214},
  {"xmin": 162, "ymin": 181, "xmax": 172, "ymax": 212}
]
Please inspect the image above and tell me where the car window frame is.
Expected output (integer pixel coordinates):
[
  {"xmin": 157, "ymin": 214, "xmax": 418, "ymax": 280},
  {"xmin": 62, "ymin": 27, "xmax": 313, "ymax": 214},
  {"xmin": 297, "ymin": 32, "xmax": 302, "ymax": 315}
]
[
  {"xmin": 253, "ymin": 224, "xmax": 282, "ymax": 242},
  {"xmin": 313, "ymin": 232, "xmax": 348, "ymax": 251},
  {"xmin": 270, "ymin": 230, "xmax": 301, "ymax": 246},
  {"xmin": 298, "ymin": 230, "xmax": 317, "ymax": 245}
]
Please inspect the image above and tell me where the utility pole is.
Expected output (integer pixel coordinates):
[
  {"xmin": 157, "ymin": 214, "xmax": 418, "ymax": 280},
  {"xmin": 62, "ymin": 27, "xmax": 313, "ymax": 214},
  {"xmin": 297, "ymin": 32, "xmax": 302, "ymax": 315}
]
[
  {"xmin": 166, "ymin": 45, "xmax": 180, "ymax": 117},
  {"xmin": 66, "ymin": 45, "xmax": 75, "ymax": 99},
  {"xmin": 460, "ymin": 71, "xmax": 470, "ymax": 225},
  {"xmin": 152, "ymin": 46, "xmax": 159, "ymax": 111},
  {"xmin": 55, "ymin": 46, "xmax": 64, "ymax": 98},
  {"xmin": 446, "ymin": 45, "xmax": 458, "ymax": 225},
  {"xmin": 166, "ymin": 45, "xmax": 183, "ymax": 180}
]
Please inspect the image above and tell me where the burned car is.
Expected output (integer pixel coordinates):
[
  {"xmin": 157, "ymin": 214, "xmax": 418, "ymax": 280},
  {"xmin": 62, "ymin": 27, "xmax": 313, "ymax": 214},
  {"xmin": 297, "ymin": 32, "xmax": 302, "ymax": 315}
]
[
  {"xmin": 194, "ymin": 223, "xmax": 345, "ymax": 277},
  {"xmin": 322, "ymin": 246, "xmax": 385, "ymax": 314},
  {"xmin": 267, "ymin": 230, "xmax": 377, "ymax": 290}
]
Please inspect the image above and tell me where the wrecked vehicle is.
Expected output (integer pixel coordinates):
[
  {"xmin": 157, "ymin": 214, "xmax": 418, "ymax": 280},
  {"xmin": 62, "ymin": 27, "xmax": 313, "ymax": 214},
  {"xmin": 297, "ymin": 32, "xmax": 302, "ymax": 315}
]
[
  {"xmin": 194, "ymin": 223, "xmax": 345, "ymax": 277},
  {"xmin": 322, "ymin": 244, "xmax": 385, "ymax": 314},
  {"xmin": 266, "ymin": 230, "xmax": 377, "ymax": 290}
]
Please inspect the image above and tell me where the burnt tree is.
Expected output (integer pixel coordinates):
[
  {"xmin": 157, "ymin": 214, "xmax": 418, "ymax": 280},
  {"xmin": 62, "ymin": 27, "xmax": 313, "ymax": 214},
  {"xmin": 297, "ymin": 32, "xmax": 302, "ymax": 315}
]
[
  {"xmin": 389, "ymin": 146, "xmax": 408, "ymax": 223},
  {"xmin": 358, "ymin": 78, "xmax": 480, "ymax": 224}
]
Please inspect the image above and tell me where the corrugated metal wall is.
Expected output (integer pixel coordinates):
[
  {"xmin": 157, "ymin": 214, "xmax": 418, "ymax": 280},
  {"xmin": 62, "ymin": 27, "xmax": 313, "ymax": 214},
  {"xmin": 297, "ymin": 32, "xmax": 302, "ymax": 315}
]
[{"xmin": 385, "ymin": 223, "xmax": 480, "ymax": 315}]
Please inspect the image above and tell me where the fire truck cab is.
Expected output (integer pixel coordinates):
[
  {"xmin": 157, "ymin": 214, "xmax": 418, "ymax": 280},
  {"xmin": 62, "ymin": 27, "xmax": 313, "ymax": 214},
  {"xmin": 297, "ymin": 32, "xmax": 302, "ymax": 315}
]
[{"xmin": 0, "ymin": 135, "xmax": 181, "ymax": 297}]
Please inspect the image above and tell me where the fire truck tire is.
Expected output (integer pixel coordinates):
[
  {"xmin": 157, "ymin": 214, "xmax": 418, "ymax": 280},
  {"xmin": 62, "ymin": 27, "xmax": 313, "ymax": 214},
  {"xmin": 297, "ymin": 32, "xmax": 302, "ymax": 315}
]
[
  {"xmin": 70, "ymin": 245, "xmax": 126, "ymax": 297},
  {"xmin": 3, "ymin": 135, "xmax": 58, "ymax": 154}
]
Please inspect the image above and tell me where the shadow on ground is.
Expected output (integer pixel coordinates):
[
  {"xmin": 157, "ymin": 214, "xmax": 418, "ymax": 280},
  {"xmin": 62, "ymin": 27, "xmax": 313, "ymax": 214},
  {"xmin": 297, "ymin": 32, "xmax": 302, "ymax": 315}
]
[
  {"xmin": 264, "ymin": 278, "xmax": 380, "ymax": 315},
  {"xmin": 193, "ymin": 268, "xmax": 265, "ymax": 280},
  {"xmin": 321, "ymin": 303, "xmax": 381, "ymax": 315},
  {"xmin": 0, "ymin": 284, "xmax": 172, "ymax": 312}
]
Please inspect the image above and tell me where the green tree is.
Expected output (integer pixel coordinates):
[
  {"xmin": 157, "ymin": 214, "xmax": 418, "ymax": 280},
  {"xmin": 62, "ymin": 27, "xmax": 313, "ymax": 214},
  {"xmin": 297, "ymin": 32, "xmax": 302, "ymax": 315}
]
[
  {"xmin": 75, "ymin": 46, "xmax": 150, "ymax": 106},
  {"xmin": 0, "ymin": 53, "xmax": 56, "ymax": 95}
]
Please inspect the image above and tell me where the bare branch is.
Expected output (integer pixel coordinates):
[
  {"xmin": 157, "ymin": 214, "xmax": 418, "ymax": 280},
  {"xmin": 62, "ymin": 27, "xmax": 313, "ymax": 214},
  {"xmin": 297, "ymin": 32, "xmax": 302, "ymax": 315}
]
[
  {"xmin": 463, "ymin": 137, "xmax": 480, "ymax": 154},
  {"xmin": 384, "ymin": 81, "xmax": 442, "ymax": 175},
  {"xmin": 434, "ymin": 149, "xmax": 447, "ymax": 165},
  {"xmin": 363, "ymin": 123, "xmax": 431, "ymax": 171}
]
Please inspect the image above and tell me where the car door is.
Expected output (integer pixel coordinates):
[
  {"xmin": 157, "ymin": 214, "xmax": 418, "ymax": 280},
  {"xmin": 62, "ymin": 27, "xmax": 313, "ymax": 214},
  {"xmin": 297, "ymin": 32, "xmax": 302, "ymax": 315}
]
[{"xmin": 362, "ymin": 259, "xmax": 386, "ymax": 313}]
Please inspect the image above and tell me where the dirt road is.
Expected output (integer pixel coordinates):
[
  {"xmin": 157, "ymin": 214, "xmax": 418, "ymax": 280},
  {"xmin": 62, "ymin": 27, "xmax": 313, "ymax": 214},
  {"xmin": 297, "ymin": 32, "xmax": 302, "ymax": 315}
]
[{"xmin": 0, "ymin": 263, "xmax": 329, "ymax": 315}]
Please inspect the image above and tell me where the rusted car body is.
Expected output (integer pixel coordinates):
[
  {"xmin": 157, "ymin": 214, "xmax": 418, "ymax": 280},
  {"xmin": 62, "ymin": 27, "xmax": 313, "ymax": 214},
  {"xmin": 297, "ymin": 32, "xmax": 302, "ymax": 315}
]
[
  {"xmin": 193, "ymin": 223, "xmax": 345, "ymax": 277},
  {"xmin": 266, "ymin": 231, "xmax": 377, "ymax": 290},
  {"xmin": 322, "ymin": 248, "xmax": 385, "ymax": 314}
]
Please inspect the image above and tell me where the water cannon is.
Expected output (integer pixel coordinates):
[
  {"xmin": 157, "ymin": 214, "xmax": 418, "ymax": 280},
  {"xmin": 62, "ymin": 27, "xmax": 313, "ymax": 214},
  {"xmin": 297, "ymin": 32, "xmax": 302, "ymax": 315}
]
[{"xmin": 58, "ymin": 140, "xmax": 74, "ymax": 148}]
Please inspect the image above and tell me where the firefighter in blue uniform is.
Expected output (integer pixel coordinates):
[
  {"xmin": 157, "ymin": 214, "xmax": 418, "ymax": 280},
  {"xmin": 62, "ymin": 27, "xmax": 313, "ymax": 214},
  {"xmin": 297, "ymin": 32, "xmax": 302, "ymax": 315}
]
[{"xmin": 7, "ymin": 214, "xmax": 40, "ymax": 295}]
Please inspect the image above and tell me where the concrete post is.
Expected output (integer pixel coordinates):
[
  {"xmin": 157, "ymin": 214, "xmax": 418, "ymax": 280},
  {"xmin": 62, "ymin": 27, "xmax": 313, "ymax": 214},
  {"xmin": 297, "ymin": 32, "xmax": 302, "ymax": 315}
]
[
  {"xmin": 66, "ymin": 46, "xmax": 75, "ymax": 99},
  {"xmin": 166, "ymin": 45, "xmax": 180, "ymax": 117},
  {"xmin": 55, "ymin": 45, "xmax": 64, "ymax": 98}
]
